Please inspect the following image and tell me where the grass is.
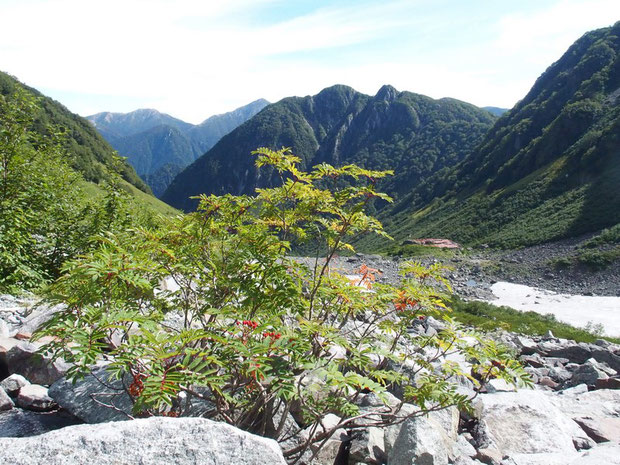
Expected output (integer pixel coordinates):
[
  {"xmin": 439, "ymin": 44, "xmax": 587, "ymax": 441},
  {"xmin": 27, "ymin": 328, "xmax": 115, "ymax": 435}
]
[
  {"xmin": 450, "ymin": 297, "xmax": 620, "ymax": 344},
  {"xmin": 81, "ymin": 179, "xmax": 180, "ymax": 218}
]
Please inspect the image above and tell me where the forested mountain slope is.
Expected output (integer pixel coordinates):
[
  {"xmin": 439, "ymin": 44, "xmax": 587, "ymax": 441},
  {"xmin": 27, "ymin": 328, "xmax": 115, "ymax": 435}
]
[
  {"xmin": 0, "ymin": 71, "xmax": 149, "ymax": 192},
  {"xmin": 162, "ymin": 85, "xmax": 495, "ymax": 211},
  {"xmin": 377, "ymin": 22, "xmax": 620, "ymax": 249}
]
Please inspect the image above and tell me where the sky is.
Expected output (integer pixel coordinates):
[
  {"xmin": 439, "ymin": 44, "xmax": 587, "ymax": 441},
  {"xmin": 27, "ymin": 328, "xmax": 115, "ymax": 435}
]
[{"xmin": 1, "ymin": 0, "xmax": 619, "ymax": 124}]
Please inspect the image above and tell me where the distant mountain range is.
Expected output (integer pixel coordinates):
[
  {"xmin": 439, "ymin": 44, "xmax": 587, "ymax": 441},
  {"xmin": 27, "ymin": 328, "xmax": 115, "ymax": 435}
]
[
  {"xmin": 482, "ymin": 106, "xmax": 509, "ymax": 117},
  {"xmin": 160, "ymin": 22, "xmax": 620, "ymax": 250},
  {"xmin": 162, "ymin": 84, "xmax": 496, "ymax": 210},
  {"xmin": 87, "ymin": 99, "xmax": 269, "ymax": 196}
]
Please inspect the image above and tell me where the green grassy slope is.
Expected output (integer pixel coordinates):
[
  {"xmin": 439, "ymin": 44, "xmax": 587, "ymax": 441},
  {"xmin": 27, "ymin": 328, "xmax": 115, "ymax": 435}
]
[{"xmin": 368, "ymin": 22, "xmax": 620, "ymax": 250}]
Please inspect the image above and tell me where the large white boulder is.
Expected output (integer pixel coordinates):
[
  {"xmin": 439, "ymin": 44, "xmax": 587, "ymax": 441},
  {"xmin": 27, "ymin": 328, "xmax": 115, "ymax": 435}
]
[
  {"xmin": 476, "ymin": 389, "xmax": 588, "ymax": 456},
  {"xmin": 0, "ymin": 417, "xmax": 287, "ymax": 465}
]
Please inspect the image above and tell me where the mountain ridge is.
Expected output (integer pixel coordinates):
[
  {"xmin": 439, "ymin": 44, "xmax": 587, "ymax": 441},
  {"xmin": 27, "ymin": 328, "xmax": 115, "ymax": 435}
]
[
  {"xmin": 373, "ymin": 22, "xmax": 620, "ymax": 249},
  {"xmin": 0, "ymin": 70, "xmax": 150, "ymax": 193},
  {"xmin": 162, "ymin": 84, "xmax": 496, "ymax": 211},
  {"xmin": 87, "ymin": 99, "xmax": 270, "ymax": 196}
]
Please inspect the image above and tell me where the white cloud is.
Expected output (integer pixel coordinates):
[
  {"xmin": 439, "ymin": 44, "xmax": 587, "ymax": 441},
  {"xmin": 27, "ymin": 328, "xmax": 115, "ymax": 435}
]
[{"xmin": 1, "ymin": 0, "xmax": 618, "ymax": 122}]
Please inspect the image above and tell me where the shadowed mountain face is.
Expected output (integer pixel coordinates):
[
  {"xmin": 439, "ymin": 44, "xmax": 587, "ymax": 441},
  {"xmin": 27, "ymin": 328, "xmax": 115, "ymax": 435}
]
[
  {"xmin": 161, "ymin": 84, "xmax": 495, "ymax": 211},
  {"xmin": 377, "ymin": 22, "xmax": 620, "ymax": 248},
  {"xmin": 87, "ymin": 99, "xmax": 270, "ymax": 197}
]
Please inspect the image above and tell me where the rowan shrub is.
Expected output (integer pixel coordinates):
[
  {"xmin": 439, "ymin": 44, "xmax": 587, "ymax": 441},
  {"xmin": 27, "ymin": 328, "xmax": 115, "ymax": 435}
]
[{"xmin": 38, "ymin": 148, "xmax": 530, "ymax": 462}]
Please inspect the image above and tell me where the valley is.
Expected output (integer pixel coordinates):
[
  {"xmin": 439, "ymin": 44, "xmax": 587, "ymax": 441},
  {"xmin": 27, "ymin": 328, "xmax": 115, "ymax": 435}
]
[{"xmin": 0, "ymin": 14, "xmax": 619, "ymax": 465}]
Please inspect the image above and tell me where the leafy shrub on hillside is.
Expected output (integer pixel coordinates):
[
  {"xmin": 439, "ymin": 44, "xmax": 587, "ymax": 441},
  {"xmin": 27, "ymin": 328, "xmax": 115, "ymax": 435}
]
[
  {"xmin": 38, "ymin": 148, "xmax": 529, "ymax": 462},
  {"xmin": 0, "ymin": 87, "xmax": 159, "ymax": 292}
]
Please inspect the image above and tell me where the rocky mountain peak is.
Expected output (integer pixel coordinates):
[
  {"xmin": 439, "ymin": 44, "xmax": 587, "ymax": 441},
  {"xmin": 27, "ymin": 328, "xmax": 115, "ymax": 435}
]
[{"xmin": 375, "ymin": 84, "xmax": 399, "ymax": 102}]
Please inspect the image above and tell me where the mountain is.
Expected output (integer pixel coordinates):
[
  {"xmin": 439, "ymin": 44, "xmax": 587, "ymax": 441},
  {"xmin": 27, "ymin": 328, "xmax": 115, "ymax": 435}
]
[
  {"xmin": 378, "ymin": 22, "xmax": 620, "ymax": 249},
  {"xmin": 188, "ymin": 99, "xmax": 270, "ymax": 154},
  {"xmin": 0, "ymin": 71, "xmax": 149, "ymax": 193},
  {"xmin": 87, "ymin": 99, "xmax": 270, "ymax": 196},
  {"xmin": 87, "ymin": 109, "xmax": 193, "ymax": 144},
  {"xmin": 162, "ymin": 85, "xmax": 496, "ymax": 210},
  {"xmin": 482, "ymin": 106, "xmax": 509, "ymax": 117}
]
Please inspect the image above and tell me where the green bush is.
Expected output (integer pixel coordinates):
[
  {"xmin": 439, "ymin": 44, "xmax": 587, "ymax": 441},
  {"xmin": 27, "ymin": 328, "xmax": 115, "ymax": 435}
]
[
  {"xmin": 0, "ymin": 87, "xmax": 160, "ymax": 292},
  {"xmin": 38, "ymin": 148, "xmax": 529, "ymax": 461}
]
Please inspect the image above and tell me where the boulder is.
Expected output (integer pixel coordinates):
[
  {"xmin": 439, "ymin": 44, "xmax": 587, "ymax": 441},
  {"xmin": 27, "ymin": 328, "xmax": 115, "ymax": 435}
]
[
  {"xmin": 596, "ymin": 377, "xmax": 620, "ymax": 390},
  {"xmin": 474, "ymin": 390, "xmax": 588, "ymax": 457},
  {"xmin": 301, "ymin": 413, "xmax": 349, "ymax": 465},
  {"xmin": 569, "ymin": 442, "xmax": 620, "ymax": 464},
  {"xmin": 348, "ymin": 426, "xmax": 386, "ymax": 464},
  {"xmin": 49, "ymin": 366, "xmax": 136, "ymax": 423},
  {"xmin": 0, "ymin": 387, "xmax": 13, "ymax": 411},
  {"xmin": 0, "ymin": 408, "xmax": 81, "ymax": 437},
  {"xmin": 551, "ymin": 389, "xmax": 620, "ymax": 419},
  {"xmin": 573, "ymin": 417, "xmax": 620, "ymax": 443},
  {"xmin": 566, "ymin": 361, "xmax": 609, "ymax": 387},
  {"xmin": 538, "ymin": 341, "xmax": 593, "ymax": 364},
  {"xmin": 386, "ymin": 405, "xmax": 459, "ymax": 465},
  {"xmin": 16, "ymin": 384, "xmax": 56, "ymax": 412},
  {"xmin": 6, "ymin": 341, "xmax": 70, "ymax": 385},
  {"xmin": 0, "ymin": 373, "xmax": 30, "ymax": 396},
  {"xmin": 0, "ymin": 417, "xmax": 287, "ymax": 464}
]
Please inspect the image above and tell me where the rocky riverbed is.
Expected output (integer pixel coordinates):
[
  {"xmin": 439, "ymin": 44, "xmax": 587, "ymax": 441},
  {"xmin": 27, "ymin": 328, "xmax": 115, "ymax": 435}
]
[
  {"xmin": 0, "ymin": 239, "xmax": 618, "ymax": 464},
  {"xmin": 0, "ymin": 294, "xmax": 619, "ymax": 464}
]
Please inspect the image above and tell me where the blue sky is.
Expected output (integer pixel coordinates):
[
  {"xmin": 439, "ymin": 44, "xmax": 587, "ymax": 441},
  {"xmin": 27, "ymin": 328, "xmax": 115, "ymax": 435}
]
[{"xmin": 1, "ymin": 0, "xmax": 619, "ymax": 123}]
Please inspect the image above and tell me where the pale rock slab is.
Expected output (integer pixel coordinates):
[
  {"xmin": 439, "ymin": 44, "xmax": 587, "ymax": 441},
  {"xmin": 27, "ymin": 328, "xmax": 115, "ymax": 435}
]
[
  {"xmin": 476, "ymin": 390, "xmax": 587, "ymax": 456},
  {"xmin": 0, "ymin": 417, "xmax": 287, "ymax": 465},
  {"xmin": 16, "ymin": 384, "xmax": 56, "ymax": 412}
]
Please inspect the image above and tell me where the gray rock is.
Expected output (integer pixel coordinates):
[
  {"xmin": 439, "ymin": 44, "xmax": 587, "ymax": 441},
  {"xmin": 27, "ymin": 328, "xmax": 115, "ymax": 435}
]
[
  {"xmin": 539, "ymin": 342, "xmax": 593, "ymax": 364},
  {"xmin": 0, "ymin": 408, "xmax": 81, "ymax": 437},
  {"xmin": 596, "ymin": 377, "xmax": 620, "ymax": 389},
  {"xmin": 0, "ymin": 417, "xmax": 287, "ymax": 465},
  {"xmin": 455, "ymin": 434, "xmax": 478, "ymax": 458},
  {"xmin": 0, "ymin": 388, "xmax": 13, "ymax": 411},
  {"xmin": 0, "ymin": 321, "xmax": 9, "ymax": 338},
  {"xmin": 7, "ymin": 341, "xmax": 70, "ymax": 385},
  {"xmin": 570, "ymin": 442, "xmax": 620, "ymax": 464},
  {"xmin": 573, "ymin": 417, "xmax": 620, "ymax": 443},
  {"xmin": 567, "ymin": 362, "xmax": 609, "ymax": 387},
  {"xmin": 0, "ymin": 373, "xmax": 29, "ymax": 396},
  {"xmin": 302, "ymin": 413, "xmax": 349, "ymax": 465},
  {"xmin": 551, "ymin": 388, "xmax": 620, "ymax": 419},
  {"xmin": 425, "ymin": 316, "xmax": 445, "ymax": 332},
  {"xmin": 14, "ymin": 302, "xmax": 64, "ymax": 335},
  {"xmin": 475, "ymin": 447, "xmax": 502, "ymax": 465},
  {"xmin": 512, "ymin": 336, "xmax": 538, "ymax": 355},
  {"xmin": 387, "ymin": 406, "xmax": 459, "ymax": 465},
  {"xmin": 49, "ymin": 367, "xmax": 135, "ymax": 423},
  {"xmin": 485, "ymin": 378, "xmax": 517, "ymax": 393},
  {"xmin": 475, "ymin": 390, "xmax": 587, "ymax": 457},
  {"xmin": 16, "ymin": 384, "xmax": 56, "ymax": 412},
  {"xmin": 585, "ymin": 357, "xmax": 617, "ymax": 376},
  {"xmin": 591, "ymin": 348, "xmax": 620, "ymax": 373},
  {"xmin": 572, "ymin": 435, "xmax": 596, "ymax": 450},
  {"xmin": 348, "ymin": 426, "xmax": 386, "ymax": 464},
  {"xmin": 560, "ymin": 383, "xmax": 589, "ymax": 396}
]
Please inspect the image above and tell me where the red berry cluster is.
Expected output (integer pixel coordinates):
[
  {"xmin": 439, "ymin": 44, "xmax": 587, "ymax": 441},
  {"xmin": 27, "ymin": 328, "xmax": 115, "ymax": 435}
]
[
  {"xmin": 128, "ymin": 373, "xmax": 146, "ymax": 397},
  {"xmin": 237, "ymin": 320, "xmax": 258, "ymax": 329},
  {"xmin": 263, "ymin": 331, "xmax": 281, "ymax": 340}
]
